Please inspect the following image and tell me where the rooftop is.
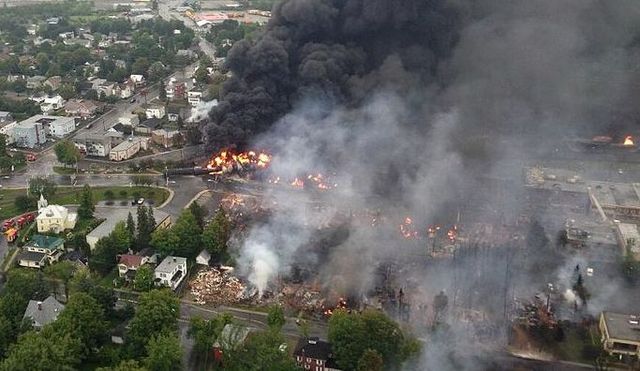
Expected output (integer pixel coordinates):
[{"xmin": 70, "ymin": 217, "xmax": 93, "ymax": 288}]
[
  {"xmin": 293, "ymin": 337, "xmax": 333, "ymax": 360},
  {"xmin": 155, "ymin": 256, "xmax": 186, "ymax": 273},
  {"xmin": 213, "ymin": 323, "xmax": 251, "ymax": 349},
  {"xmin": 18, "ymin": 114, "xmax": 73, "ymax": 128},
  {"xmin": 87, "ymin": 208, "xmax": 169, "ymax": 242},
  {"xmin": 25, "ymin": 234, "xmax": 65, "ymax": 251},
  {"xmin": 602, "ymin": 311, "xmax": 640, "ymax": 342},
  {"xmin": 111, "ymin": 138, "xmax": 147, "ymax": 152},
  {"xmin": 118, "ymin": 254, "xmax": 143, "ymax": 269},
  {"xmin": 17, "ymin": 250, "xmax": 46, "ymax": 263},
  {"xmin": 23, "ymin": 295, "xmax": 65, "ymax": 328}
]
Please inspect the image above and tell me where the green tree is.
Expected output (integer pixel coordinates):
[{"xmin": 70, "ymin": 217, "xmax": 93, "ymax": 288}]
[
  {"xmin": 0, "ymin": 328, "xmax": 82, "ymax": 370},
  {"xmin": 127, "ymin": 289, "xmax": 179, "ymax": 357},
  {"xmin": 358, "ymin": 349, "xmax": 384, "ymax": 371},
  {"xmin": 111, "ymin": 221, "xmax": 133, "ymax": 252},
  {"xmin": 133, "ymin": 265, "xmax": 155, "ymax": 292},
  {"xmin": 267, "ymin": 305, "xmax": 285, "ymax": 332},
  {"xmin": 77, "ymin": 184, "xmax": 95, "ymax": 220},
  {"xmin": 44, "ymin": 261, "xmax": 76, "ymax": 301},
  {"xmin": 144, "ymin": 332, "xmax": 182, "ymax": 371},
  {"xmin": 202, "ymin": 207, "xmax": 231, "ymax": 259},
  {"xmin": 104, "ymin": 190, "xmax": 115, "ymax": 201},
  {"xmin": 224, "ymin": 330, "xmax": 298, "ymax": 371},
  {"xmin": 188, "ymin": 201, "xmax": 207, "ymax": 230},
  {"xmin": 126, "ymin": 212, "xmax": 136, "ymax": 240},
  {"xmin": 52, "ymin": 292, "xmax": 109, "ymax": 358},
  {"xmin": 136, "ymin": 206, "xmax": 153, "ymax": 250},
  {"xmin": 188, "ymin": 314, "xmax": 232, "ymax": 362},
  {"xmin": 0, "ymin": 134, "xmax": 6, "ymax": 155},
  {"xmin": 158, "ymin": 79, "xmax": 166, "ymax": 101},
  {"xmin": 328, "ymin": 309, "xmax": 418, "ymax": 371},
  {"xmin": 172, "ymin": 209, "xmax": 202, "ymax": 258},
  {"xmin": 69, "ymin": 269, "xmax": 116, "ymax": 316},
  {"xmin": 97, "ymin": 359, "xmax": 148, "ymax": 371},
  {"xmin": 14, "ymin": 195, "xmax": 36, "ymax": 213},
  {"xmin": 150, "ymin": 227, "xmax": 180, "ymax": 258},
  {"xmin": 28, "ymin": 176, "xmax": 56, "ymax": 199},
  {"xmin": 54, "ymin": 140, "xmax": 81, "ymax": 169},
  {"xmin": 89, "ymin": 236, "xmax": 119, "ymax": 276}
]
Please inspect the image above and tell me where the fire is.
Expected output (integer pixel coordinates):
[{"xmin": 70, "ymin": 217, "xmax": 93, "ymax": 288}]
[
  {"xmin": 323, "ymin": 297, "xmax": 349, "ymax": 316},
  {"xmin": 446, "ymin": 225, "xmax": 458, "ymax": 242},
  {"xmin": 624, "ymin": 135, "xmax": 634, "ymax": 146},
  {"xmin": 290, "ymin": 178, "xmax": 304, "ymax": 188},
  {"xmin": 400, "ymin": 217, "xmax": 419, "ymax": 239},
  {"xmin": 207, "ymin": 149, "xmax": 272, "ymax": 174}
]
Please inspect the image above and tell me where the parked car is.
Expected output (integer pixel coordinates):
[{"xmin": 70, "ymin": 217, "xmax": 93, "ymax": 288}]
[{"xmin": 137, "ymin": 198, "xmax": 145, "ymax": 205}]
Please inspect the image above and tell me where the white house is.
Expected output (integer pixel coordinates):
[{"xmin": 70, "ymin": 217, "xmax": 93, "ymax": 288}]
[
  {"xmin": 130, "ymin": 74, "xmax": 145, "ymax": 87},
  {"xmin": 0, "ymin": 122, "xmax": 17, "ymax": 145},
  {"xmin": 36, "ymin": 195, "xmax": 77, "ymax": 233},
  {"xmin": 40, "ymin": 95, "xmax": 65, "ymax": 114},
  {"xmin": 47, "ymin": 116, "xmax": 75, "ymax": 138},
  {"xmin": 154, "ymin": 256, "xmax": 187, "ymax": 290},
  {"xmin": 187, "ymin": 90, "xmax": 203, "ymax": 107},
  {"xmin": 119, "ymin": 113, "xmax": 140, "ymax": 127},
  {"xmin": 145, "ymin": 105, "xmax": 166, "ymax": 119},
  {"xmin": 109, "ymin": 137, "xmax": 149, "ymax": 161}
]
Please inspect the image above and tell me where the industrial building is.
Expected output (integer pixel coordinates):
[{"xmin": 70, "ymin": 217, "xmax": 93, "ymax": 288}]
[
  {"xmin": 109, "ymin": 137, "xmax": 149, "ymax": 161},
  {"xmin": 600, "ymin": 311, "xmax": 640, "ymax": 359}
]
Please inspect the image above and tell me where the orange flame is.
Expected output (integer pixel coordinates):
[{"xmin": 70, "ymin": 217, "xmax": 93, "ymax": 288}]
[
  {"xmin": 624, "ymin": 136, "xmax": 634, "ymax": 146},
  {"xmin": 400, "ymin": 216, "xmax": 419, "ymax": 239},
  {"xmin": 207, "ymin": 149, "xmax": 271, "ymax": 174}
]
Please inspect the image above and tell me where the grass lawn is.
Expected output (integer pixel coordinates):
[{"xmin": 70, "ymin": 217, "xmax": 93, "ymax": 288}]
[
  {"xmin": 0, "ymin": 186, "xmax": 170, "ymax": 219},
  {"xmin": 52, "ymin": 166, "xmax": 78, "ymax": 175}
]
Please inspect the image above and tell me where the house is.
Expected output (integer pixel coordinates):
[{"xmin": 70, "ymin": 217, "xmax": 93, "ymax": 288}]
[
  {"xmin": 113, "ymin": 82, "xmax": 134, "ymax": 99},
  {"xmin": 17, "ymin": 234, "xmax": 66, "ymax": 268},
  {"xmin": 187, "ymin": 90, "xmax": 203, "ymax": 107},
  {"xmin": 62, "ymin": 250, "xmax": 88, "ymax": 269},
  {"xmin": 176, "ymin": 49, "xmax": 197, "ymax": 60},
  {"xmin": 145, "ymin": 105, "xmax": 166, "ymax": 119},
  {"xmin": 196, "ymin": 249, "xmax": 211, "ymax": 266},
  {"xmin": 13, "ymin": 116, "xmax": 46, "ymax": 148},
  {"xmin": 63, "ymin": 38, "xmax": 92, "ymax": 48},
  {"xmin": 137, "ymin": 118, "xmax": 163, "ymax": 134},
  {"xmin": 154, "ymin": 256, "xmax": 187, "ymax": 290},
  {"xmin": 117, "ymin": 254, "xmax": 145, "ymax": 281},
  {"xmin": 65, "ymin": 99, "xmax": 101, "ymax": 118},
  {"xmin": 152, "ymin": 129, "xmax": 181, "ymax": 148},
  {"xmin": 89, "ymin": 77, "xmax": 107, "ymax": 91},
  {"xmin": 26, "ymin": 75, "xmax": 46, "ymax": 90},
  {"xmin": 166, "ymin": 78, "xmax": 193, "ymax": 101},
  {"xmin": 43, "ymin": 76, "xmax": 62, "ymax": 91},
  {"xmin": 616, "ymin": 222, "xmax": 640, "ymax": 260},
  {"xmin": 119, "ymin": 113, "xmax": 140, "ymax": 127},
  {"xmin": 36, "ymin": 196, "xmax": 77, "ymax": 233},
  {"xmin": 0, "ymin": 112, "xmax": 14, "ymax": 125},
  {"xmin": 22, "ymin": 296, "xmax": 64, "ymax": 330},
  {"xmin": 105, "ymin": 129, "xmax": 125, "ymax": 146},
  {"xmin": 600, "ymin": 311, "xmax": 640, "ymax": 359},
  {"xmin": 293, "ymin": 338, "xmax": 342, "ymax": 371},
  {"xmin": 86, "ymin": 208, "xmax": 170, "ymax": 250},
  {"xmin": 46, "ymin": 116, "xmax": 75, "ymax": 138},
  {"xmin": 130, "ymin": 74, "xmax": 145, "ymax": 87},
  {"xmin": 74, "ymin": 133, "xmax": 112, "ymax": 157},
  {"xmin": 40, "ymin": 95, "xmax": 65, "ymax": 114},
  {"xmin": 109, "ymin": 137, "xmax": 149, "ymax": 161},
  {"xmin": 46, "ymin": 17, "xmax": 61, "ymax": 25},
  {"xmin": 58, "ymin": 31, "xmax": 74, "ymax": 39},
  {"xmin": 0, "ymin": 122, "xmax": 17, "ymax": 145},
  {"xmin": 213, "ymin": 324, "xmax": 252, "ymax": 363}
]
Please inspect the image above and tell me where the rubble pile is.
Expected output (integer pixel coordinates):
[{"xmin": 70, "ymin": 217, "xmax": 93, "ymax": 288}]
[
  {"xmin": 190, "ymin": 268, "xmax": 246, "ymax": 305},
  {"xmin": 221, "ymin": 193, "xmax": 269, "ymax": 221},
  {"xmin": 281, "ymin": 284, "xmax": 327, "ymax": 313},
  {"xmin": 525, "ymin": 166, "xmax": 545, "ymax": 185}
]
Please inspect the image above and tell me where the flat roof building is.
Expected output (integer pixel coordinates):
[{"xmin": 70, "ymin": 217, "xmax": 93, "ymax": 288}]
[
  {"xmin": 86, "ymin": 208, "xmax": 170, "ymax": 250},
  {"xmin": 600, "ymin": 311, "xmax": 640, "ymax": 359}
]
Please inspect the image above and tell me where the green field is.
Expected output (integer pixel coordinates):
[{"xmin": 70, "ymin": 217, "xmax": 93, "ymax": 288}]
[{"xmin": 0, "ymin": 186, "xmax": 170, "ymax": 219}]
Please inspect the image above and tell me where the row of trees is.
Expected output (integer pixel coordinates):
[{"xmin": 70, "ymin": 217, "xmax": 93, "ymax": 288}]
[{"xmin": 150, "ymin": 203, "xmax": 230, "ymax": 261}]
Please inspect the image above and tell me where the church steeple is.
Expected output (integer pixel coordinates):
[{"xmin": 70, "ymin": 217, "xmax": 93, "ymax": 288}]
[{"xmin": 37, "ymin": 193, "xmax": 48, "ymax": 210}]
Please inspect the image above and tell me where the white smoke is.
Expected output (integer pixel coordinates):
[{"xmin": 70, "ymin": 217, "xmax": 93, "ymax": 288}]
[
  {"xmin": 244, "ymin": 241, "xmax": 279, "ymax": 295},
  {"xmin": 189, "ymin": 99, "xmax": 218, "ymax": 123},
  {"xmin": 563, "ymin": 289, "xmax": 577, "ymax": 304}
]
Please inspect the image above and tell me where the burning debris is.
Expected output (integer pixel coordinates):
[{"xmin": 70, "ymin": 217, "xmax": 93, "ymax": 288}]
[
  {"xmin": 207, "ymin": 149, "xmax": 271, "ymax": 175},
  {"xmin": 623, "ymin": 135, "xmax": 634, "ymax": 146},
  {"xmin": 189, "ymin": 267, "xmax": 247, "ymax": 305},
  {"xmin": 268, "ymin": 173, "xmax": 338, "ymax": 191}
]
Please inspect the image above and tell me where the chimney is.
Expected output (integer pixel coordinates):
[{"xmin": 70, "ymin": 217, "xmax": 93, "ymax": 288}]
[{"xmin": 37, "ymin": 301, "xmax": 42, "ymax": 310}]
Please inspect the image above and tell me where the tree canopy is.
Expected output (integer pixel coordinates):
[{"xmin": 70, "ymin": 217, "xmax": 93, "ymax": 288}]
[
  {"xmin": 54, "ymin": 140, "xmax": 81, "ymax": 168},
  {"xmin": 328, "ymin": 309, "xmax": 419, "ymax": 371},
  {"xmin": 127, "ymin": 289, "xmax": 180, "ymax": 358},
  {"xmin": 144, "ymin": 332, "xmax": 182, "ymax": 371},
  {"xmin": 202, "ymin": 207, "xmax": 231, "ymax": 259}
]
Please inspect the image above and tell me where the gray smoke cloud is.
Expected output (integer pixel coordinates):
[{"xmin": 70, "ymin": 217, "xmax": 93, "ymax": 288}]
[{"xmin": 213, "ymin": 0, "xmax": 640, "ymax": 370}]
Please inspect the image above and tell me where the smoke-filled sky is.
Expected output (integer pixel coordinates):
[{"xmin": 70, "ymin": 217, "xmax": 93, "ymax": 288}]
[{"xmin": 207, "ymin": 1, "xmax": 640, "ymax": 369}]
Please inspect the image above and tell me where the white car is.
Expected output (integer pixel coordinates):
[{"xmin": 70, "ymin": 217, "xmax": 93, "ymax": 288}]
[{"xmin": 137, "ymin": 198, "xmax": 145, "ymax": 205}]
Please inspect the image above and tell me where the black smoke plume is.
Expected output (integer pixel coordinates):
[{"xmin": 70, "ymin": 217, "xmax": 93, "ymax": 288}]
[{"xmin": 206, "ymin": 0, "xmax": 461, "ymax": 148}]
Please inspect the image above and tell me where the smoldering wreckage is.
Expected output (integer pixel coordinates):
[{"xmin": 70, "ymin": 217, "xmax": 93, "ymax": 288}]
[{"xmin": 184, "ymin": 0, "xmax": 640, "ymax": 369}]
